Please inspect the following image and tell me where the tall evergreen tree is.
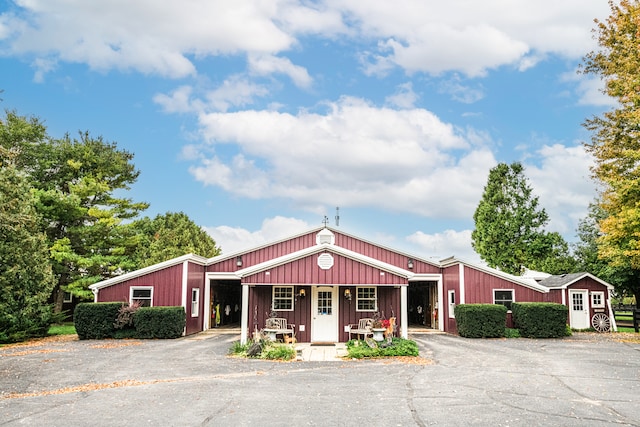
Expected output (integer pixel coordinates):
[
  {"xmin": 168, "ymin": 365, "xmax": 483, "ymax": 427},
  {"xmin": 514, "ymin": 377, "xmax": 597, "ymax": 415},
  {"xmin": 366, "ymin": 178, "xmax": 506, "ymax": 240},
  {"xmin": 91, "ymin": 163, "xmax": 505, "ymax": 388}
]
[
  {"xmin": 0, "ymin": 148, "xmax": 55, "ymax": 342},
  {"xmin": 472, "ymin": 162, "xmax": 573, "ymax": 275},
  {"xmin": 582, "ymin": 0, "xmax": 640, "ymax": 305},
  {"xmin": 0, "ymin": 111, "xmax": 148, "ymax": 311}
]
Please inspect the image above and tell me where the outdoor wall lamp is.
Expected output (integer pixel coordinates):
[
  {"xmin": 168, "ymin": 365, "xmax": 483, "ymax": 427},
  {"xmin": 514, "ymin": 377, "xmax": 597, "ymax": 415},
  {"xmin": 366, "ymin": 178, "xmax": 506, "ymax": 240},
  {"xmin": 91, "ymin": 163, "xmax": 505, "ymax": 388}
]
[
  {"xmin": 408, "ymin": 258, "xmax": 414, "ymax": 269},
  {"xmin": 344, "ymin": 288, "xmax": 352, "ymax": 301},
  {"xmin": 236, "ymin": 256, "xmax": 243, "ymax": 267},
  {"xmin": 296, "ymin": 288, "xmax": 306, "ymax": 298}
]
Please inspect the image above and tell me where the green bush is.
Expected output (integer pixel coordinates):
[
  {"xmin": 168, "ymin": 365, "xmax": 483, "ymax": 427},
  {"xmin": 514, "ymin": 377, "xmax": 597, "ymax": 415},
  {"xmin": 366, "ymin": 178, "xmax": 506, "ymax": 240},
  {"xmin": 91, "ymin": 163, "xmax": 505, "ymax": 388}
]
[
  {"xmin": 261, "ymin": 343, "xmax": 296, "ymax": 360},
  {"xmin": 505, "ymin": 328, "xmax": 521, "ymax": 338},
  {"xmin": 133, "ymin": 306, "xmax": 185, "ymax": 339},
  {"xmin": 454, "ymin": 304, "xmax": 507, "ymax": 338},
  {"xmin": 74, "ymin": 303, "xmax": 121, "ymax": 339},
  {"xmin": 511, "ymin": 302, "xmax": 568, "ymax": 338},
  {"xmin": 346, "ymin": 338, "xmax": 419, "ymax": 359}
]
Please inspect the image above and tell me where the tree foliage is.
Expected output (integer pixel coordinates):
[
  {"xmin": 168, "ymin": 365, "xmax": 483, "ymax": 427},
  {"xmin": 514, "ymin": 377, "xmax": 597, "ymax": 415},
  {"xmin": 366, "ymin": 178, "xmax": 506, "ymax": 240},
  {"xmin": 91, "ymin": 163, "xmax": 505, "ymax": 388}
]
[
  {"xmin": 582, "ymin": 0, "xmax": 640, "ymax": 305},
  {"xmin": 0, "ymin": 110, "xmax": 148, "ymax": 310},
  {"xmin": 472, "ymin": 162, "xmax": 574, "ymax": 275},
  {"xmin": 0, "ymin": 148, "xmax": 55, "ymax": 342},
  {"xmin": 131, "ymin": 212, "xmax": 221, "ymax": 267}
]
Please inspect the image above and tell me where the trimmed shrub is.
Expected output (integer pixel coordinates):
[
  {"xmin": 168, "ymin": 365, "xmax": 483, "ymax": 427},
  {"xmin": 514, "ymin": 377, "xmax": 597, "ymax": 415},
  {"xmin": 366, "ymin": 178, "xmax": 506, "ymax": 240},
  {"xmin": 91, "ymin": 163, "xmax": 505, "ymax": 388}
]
[
  {"xmin": 454, "ymin": 304, "xmax": 507, "ymax": 338},
  {"xmin": 74, "ymin": 302, "xmax": 121, "ymax": 339},
  {"xmin": 133, "ymin": 306, "xmax": 185, "ymax": 339},
  {"xmin": 511, "ymin": 302, "xmax": 568, "ymax": 338}
]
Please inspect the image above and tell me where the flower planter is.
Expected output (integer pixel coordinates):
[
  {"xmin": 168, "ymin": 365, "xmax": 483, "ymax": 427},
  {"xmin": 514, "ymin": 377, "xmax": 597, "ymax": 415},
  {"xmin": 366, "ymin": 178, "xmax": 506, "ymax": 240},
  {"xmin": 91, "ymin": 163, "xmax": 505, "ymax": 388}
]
[{"xmin": 371, "ymin": 328, "xmax": 386, "ymax": 341}]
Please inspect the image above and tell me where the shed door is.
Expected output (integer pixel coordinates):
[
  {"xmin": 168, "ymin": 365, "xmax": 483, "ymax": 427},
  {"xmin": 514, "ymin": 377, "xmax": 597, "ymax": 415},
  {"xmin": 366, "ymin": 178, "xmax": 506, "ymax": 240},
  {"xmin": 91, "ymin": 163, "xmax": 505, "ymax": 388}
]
[
  {"xmin": 569, "ymin": 290, "xmax": 589, "ymax": 329},
  {"xmin": 311, "ymin": 286, "xmax": 338, "ymax": 342}
]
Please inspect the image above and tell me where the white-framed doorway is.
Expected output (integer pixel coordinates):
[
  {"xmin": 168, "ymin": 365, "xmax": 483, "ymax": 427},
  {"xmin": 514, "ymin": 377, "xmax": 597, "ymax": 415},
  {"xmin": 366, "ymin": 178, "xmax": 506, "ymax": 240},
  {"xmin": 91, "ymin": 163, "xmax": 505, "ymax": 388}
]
[
  {"xmin": 311, "ymin": 286, "xmax": 338, "ymax": 342},
  {"xmin": 569, "ymin": 289, "xmax": 589, "ymax": 329}
]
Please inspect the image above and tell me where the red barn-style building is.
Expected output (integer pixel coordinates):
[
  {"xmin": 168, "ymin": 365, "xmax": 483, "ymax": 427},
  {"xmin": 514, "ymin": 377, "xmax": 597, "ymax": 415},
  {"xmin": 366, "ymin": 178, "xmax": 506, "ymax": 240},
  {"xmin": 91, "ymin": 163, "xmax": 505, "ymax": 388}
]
[{"xmin": 89, "ymin": 226, "xmax": 616, "ymax": 341}]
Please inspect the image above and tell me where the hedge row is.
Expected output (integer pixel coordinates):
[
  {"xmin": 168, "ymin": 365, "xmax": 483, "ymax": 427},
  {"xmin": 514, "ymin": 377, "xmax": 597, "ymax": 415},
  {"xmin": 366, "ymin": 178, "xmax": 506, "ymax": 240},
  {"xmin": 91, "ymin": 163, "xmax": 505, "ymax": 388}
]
[
  {"xmin": 454, "ymin": 304, "xmax": 507, "ymax": 338},
  {"xmin": 454, "ymin": 302, "xmax": 568, "ymax": 339},
  {"xmin": 511, "ymin": 302, "xmax": 568, "ymax": 338},
  {"xmin": 74, "ymin": 303, "xmax": 186, "ymax": 339}
]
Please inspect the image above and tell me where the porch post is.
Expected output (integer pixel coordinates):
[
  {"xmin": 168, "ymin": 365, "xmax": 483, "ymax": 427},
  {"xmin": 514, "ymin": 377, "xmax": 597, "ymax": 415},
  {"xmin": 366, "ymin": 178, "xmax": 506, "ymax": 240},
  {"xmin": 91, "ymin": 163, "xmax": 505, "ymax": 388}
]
[
  {"xmin": 400, "ymin": 285, "xmax": 408, "ymax": 339},
  {"xmin": 240, "ymin": 283, "xmax": 250, "ymax": 344}
]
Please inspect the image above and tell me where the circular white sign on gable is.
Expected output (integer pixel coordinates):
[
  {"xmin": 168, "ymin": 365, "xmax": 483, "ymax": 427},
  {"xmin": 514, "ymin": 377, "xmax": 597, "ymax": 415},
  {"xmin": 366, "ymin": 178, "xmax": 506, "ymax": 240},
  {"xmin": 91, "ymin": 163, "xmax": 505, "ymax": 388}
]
[{"xmin": 317, "ymin": 253, "xmax": 334, "ymax": 270}]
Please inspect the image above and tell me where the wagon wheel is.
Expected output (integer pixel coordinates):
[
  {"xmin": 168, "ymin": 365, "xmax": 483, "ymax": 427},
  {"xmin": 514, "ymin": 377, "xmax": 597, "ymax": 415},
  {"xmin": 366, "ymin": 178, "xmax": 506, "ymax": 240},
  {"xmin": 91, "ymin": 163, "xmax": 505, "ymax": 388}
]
[{"xmin": 591, "ymin": 313, "xmax": 611, "ymax": 332}]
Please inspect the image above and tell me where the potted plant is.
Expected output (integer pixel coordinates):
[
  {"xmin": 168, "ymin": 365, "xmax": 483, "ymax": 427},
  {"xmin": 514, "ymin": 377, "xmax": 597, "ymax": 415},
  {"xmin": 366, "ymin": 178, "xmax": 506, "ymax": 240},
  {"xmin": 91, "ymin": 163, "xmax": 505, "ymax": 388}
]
[{"xmin": 371, "ymin": 317, "xmax": 390, "ymax": 341}]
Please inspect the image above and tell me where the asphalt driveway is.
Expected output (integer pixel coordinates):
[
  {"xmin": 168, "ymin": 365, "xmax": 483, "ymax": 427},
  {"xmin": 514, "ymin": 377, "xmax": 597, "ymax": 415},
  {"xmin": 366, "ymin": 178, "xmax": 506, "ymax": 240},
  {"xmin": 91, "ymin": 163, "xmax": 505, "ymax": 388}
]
[{"xmin": 1, "ymin": 332, "xmax": 639, "ymax": 426}]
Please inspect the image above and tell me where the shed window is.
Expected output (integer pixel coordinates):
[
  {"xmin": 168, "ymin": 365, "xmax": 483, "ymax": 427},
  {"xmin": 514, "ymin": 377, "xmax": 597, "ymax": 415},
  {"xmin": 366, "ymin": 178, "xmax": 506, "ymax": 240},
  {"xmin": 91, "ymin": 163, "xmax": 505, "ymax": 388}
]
[
  {"xmin": 131, "ymin": 287, "xmax": 153, "ymax": 307},
  {"xmin": 448, "ymin": 290, "xmax": 456, "ymax": 318},
  {"xmin": 356, "ymin": 287, "xmax": 377, "ymax": 312},
  {"xmin": 273, "ymin": 286, "xmax": 294, "ymax": 311},
  {"xmin": 494, "ymin": 289, "xmax": 514, "ymax": 310},
  {"xmin": 63, "ymin": 292, "xmax": 73, "ymax": 303},
  {"xmin": 591, "ymin": 291, "xmax": 604, "ymax": 308},
  {"xmin": 191, "ymin": 288, "xmax": 200, "ymax": 317}
]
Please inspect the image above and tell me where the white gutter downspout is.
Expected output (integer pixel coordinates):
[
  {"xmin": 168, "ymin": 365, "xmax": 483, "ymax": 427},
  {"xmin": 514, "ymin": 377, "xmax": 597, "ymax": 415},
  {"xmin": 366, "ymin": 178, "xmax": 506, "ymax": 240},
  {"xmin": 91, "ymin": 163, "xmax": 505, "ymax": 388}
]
[{"xmin": 240, "ymin": 284, "xmax": 250, "ymax": 344}]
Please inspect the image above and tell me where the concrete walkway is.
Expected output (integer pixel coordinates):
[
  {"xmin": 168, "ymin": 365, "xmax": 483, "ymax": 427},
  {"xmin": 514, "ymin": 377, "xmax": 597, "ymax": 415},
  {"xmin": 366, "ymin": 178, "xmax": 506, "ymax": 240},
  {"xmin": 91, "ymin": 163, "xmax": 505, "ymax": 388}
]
[{"xmin": 295, "ymin": 343, "xmax": 348, "ymax": 361}]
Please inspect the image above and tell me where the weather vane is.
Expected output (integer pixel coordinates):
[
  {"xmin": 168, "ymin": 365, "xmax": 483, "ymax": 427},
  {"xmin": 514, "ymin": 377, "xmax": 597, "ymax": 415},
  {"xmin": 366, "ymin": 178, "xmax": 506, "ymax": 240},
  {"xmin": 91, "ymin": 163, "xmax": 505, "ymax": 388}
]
[{"xmin": 322, "ymin": 216, "xmax": 329, "ymax": 226}]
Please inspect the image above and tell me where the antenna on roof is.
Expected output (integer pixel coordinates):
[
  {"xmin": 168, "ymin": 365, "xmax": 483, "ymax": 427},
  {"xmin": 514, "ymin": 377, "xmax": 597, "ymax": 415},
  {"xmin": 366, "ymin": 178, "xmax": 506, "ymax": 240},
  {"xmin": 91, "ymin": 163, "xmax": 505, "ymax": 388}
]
[{"xmin": 335, "ymin": 207, "xmax": 340, "ymax": 227}]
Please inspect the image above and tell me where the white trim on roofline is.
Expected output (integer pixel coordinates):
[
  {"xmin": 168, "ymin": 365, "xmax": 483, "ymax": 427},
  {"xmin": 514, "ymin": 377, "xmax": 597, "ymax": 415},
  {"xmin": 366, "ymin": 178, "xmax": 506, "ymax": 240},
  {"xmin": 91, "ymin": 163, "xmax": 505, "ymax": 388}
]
[
  {"xmin": 439, "ymin": 256, "xmax": 549, "ymax": 293},
  {"xmin": 550, "ymin": 273, "xmax": 615, "ymax": 290},
  {"xmin": 205, "ymin": 225, "xmax": 441, "ymax": 269},
  {"xmin": 234, "ymin": 242, "xmax": 415, "ymax": 280},
  {"xmin": 89, "ymin": 254, "xmax": 209, "ymax": 291}
]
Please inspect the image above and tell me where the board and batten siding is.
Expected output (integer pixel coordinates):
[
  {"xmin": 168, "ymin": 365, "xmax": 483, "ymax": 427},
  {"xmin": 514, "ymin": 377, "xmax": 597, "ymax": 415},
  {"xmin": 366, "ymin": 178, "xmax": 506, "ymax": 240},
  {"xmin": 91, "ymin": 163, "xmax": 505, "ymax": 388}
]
[
  {"xmin": 185, "ymin": 262, "xmax": 207, "ymax": 335},
  {"xmin": 96, "ymin": 263, "xmax": 184, "ymax": 306},
  {"xmin": 462, "ymin": 266, "xmax": 547, "ymax": 305},
  {"xmin": 241, "ymin": 253, "xmax": 407, "ymax": 285}
]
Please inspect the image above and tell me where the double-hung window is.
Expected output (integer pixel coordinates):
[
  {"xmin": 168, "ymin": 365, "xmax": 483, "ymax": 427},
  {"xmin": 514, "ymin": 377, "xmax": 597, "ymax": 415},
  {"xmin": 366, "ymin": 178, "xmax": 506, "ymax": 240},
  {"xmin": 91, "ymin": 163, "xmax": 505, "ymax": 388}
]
[
  {"xmin": 130, "ymin": 286, "xmax": 153, "ymax": 307},
  {"xmin": 494, "ymin": 289, "xmax": 514, "ymax": 311},
  {"xmin": 356, "ymin": 287, "xmax": 377, "ymax": 311},
  {"xmin": 273, "ymin": 286, "xmax": 294, "ymax": 311},
  {"xmin": 191, "ymin": 288, "xmax": 200, "ymax": 317}
]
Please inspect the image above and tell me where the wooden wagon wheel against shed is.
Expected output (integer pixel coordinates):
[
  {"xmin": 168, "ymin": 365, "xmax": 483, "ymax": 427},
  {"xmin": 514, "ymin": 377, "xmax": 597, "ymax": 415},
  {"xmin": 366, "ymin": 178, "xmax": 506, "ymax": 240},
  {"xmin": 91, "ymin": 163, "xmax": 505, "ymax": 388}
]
[{"xmin": 591, "ymin": 313, "xmax": 611, "ymax": 332}]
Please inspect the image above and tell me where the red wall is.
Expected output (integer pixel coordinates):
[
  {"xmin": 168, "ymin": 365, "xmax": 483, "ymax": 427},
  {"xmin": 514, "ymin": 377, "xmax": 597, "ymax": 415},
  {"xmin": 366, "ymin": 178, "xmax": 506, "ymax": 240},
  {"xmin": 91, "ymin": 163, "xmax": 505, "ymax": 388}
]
[
  {"xmin": 462, "ymin": 266, "xmax": 548, "ymax": 305},
  {"xmin": 185, "ymin": 263, "xmax": 206, "ymax": 335},
  {"xmin": 242, "ymin": 253, "xmax": 407, "ymax": 285},
  {"xmin": 97, "ymin": 263, "xmax": 184, "ymax": 306}
]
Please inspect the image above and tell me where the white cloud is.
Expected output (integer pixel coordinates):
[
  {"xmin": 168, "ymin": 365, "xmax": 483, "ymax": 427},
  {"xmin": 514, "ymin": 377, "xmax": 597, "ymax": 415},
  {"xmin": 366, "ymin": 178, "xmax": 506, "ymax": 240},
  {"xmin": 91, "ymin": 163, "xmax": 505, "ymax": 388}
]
[
  {"xmin": 385, "ymin": 82, "xmax": 418, "ymax": 109},
  {"xmin": 344, "ymin": 1, "xmax": 610, "ymax": 76},
  {"xmin": 524, "ymin": 144, "xmax": 596, "ymax": 238},
  {"xmin": 439, "ymin": 74, "xmax": 484, "ymax": 104},
  {"xmin": 204, "ymin": 216, "xmax": 311, "ymax": 253},
  {"xmin": 189, "ymin": 96, "xmax": 497, "ymax": 218},
  {"xmin": 1, "ymin": 0, "xmax": 610, "ymax": 80},
  {"xmin": 248, "ymin": 54, "xmax": 312, "ymax": 88},
  {"xmin": 406, "ymin": 229, "xmax": 481, "ymax": 263}
]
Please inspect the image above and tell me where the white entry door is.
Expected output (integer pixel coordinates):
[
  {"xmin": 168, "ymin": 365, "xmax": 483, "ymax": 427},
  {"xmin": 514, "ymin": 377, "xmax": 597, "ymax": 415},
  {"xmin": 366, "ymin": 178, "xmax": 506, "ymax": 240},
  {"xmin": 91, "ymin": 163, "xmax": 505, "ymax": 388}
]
[
  {"xmin": 311, "ymin": 286, "xmax": 338, "ymax": 342},
  {"xmin": 569, "ymin": 290, "xmax": 589, "ymax": 329}
]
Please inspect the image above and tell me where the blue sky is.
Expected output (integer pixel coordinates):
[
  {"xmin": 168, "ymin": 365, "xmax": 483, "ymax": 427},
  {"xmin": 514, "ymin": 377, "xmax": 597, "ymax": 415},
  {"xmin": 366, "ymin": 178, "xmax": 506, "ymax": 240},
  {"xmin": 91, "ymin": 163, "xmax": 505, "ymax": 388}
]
[{"xmin": 0, "ymin": 1, "xmax": 614, "ymax": 262}]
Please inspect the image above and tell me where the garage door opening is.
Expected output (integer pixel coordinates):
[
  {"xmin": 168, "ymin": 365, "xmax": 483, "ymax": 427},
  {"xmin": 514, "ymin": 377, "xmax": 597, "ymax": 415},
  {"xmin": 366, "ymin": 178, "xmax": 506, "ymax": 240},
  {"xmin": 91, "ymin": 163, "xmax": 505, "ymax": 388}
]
[{"xmin": 209, "ymin": 280, "xmax": 242, "ymax": 329}]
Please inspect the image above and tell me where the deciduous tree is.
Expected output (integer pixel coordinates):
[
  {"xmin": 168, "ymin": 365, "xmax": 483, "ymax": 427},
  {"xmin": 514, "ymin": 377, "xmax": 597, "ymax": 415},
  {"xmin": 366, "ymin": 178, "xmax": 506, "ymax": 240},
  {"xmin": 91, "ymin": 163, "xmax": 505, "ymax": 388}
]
[
  {"xmin": 131, "ymin": 212, "xmax": 221, "ymax": 267},
  {"xmin": 582, "ymin": 0, "xmax": 640, "ymax": 305}
]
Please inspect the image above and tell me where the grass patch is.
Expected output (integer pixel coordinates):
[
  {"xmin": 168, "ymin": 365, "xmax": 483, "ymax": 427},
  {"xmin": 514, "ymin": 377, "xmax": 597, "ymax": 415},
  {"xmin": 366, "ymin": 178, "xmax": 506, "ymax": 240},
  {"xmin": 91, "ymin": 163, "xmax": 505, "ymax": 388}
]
[
  {"xmin": 47, "ymin": 323, "xmax": 77, "ymax": 336},
  {"xmin": 345, "ymin": 337, "xmax": 419, "ymax": 359},
  {"xmin": 505, "ymin": 328, "xmax": 521, "ymax": 338}
]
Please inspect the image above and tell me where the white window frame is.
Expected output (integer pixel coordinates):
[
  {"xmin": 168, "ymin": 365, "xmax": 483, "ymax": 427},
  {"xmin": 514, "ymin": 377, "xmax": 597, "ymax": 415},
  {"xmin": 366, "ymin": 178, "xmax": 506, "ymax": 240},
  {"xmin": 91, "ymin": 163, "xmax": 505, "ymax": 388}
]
[
  {"xmin": 356, "ymin": 286, "xmax": 377, "ymax": 312},
  {"xmin": 272, "ymin": 286, "xmax": 294, "ymax": 311},
  {"xmin": 591, "ymin": 291, "xmax": 605, "ymax": 308},
  {"xmin": 130, "ymin": 286, "xmax": 153, "ymax": 307},
  {"xmin": 448, "ymin": 290, "xmax": 456, "ymax": 318},
  {"xmin": 191, "ymin": 288, "xmax": 200, "ymax": 317},
  {"xmin": 493, "ymin": 289, "xmax": 515, "ymax": 311},
  {"xmin": 63, "ymin": 292, "xmax": 73, "ymax": 303}
]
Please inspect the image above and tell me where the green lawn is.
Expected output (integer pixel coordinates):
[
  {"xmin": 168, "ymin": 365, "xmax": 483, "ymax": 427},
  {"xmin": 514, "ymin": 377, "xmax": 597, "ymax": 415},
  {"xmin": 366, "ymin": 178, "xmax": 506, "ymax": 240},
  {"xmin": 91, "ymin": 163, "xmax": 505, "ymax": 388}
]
[{"xmin": 47, "ymin": 323, "xmax": 77, "ymax": 336}]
